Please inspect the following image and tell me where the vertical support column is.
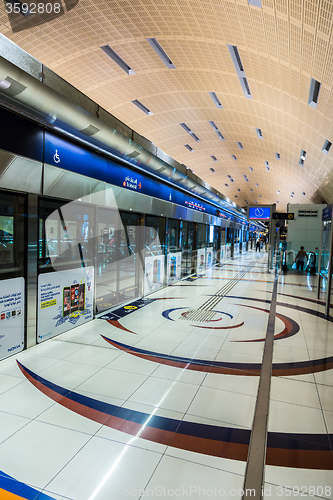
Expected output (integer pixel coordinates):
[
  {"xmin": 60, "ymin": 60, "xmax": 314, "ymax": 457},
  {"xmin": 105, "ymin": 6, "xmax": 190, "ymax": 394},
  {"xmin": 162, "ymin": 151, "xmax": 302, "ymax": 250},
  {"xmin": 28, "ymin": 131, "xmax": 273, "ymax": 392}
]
[
  {"xmin": 26, "ymin": 194, "xmax": 38, "ymax": 348},
  {"xmin": 325, "ymin": 221, "xmax": 333, "ymax": 318},
  {"xmin": 268, "ymin": 204, "xmax": 276, "ymax": 272}
]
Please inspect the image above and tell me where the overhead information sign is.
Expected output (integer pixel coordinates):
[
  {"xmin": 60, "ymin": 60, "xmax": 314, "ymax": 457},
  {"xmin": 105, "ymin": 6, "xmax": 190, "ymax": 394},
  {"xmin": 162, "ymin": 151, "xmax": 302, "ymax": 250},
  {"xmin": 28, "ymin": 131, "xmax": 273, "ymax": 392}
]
[
  {"xmin": 272, "ymin": 212, "xmax": 294, "ymax": 220},
  {"xmin": 248, "ymin": 206, "xmax": 271, "ymax": 220}
]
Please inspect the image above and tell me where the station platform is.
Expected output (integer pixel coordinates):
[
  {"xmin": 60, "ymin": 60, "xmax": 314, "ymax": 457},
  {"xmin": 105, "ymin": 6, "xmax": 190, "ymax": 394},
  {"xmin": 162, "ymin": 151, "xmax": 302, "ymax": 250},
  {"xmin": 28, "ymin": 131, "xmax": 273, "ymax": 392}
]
[{"xmin": 0, "ymin": 252, "xmax": 332, "ymax": 499}]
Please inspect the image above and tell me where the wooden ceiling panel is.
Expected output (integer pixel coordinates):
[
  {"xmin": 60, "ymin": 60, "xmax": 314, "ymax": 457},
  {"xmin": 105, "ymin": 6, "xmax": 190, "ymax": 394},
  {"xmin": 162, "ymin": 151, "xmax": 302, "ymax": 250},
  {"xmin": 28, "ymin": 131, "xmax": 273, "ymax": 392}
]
[{"xmin": 0, "ymin": 0, "xmax": 331, "ymax": 210}]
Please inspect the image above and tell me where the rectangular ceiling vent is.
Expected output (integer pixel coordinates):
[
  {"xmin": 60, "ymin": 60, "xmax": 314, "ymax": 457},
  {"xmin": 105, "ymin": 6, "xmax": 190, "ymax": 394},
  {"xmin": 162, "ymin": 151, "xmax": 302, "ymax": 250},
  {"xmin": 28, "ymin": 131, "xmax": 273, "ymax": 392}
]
[
  {"xmin": 210, "ymin": 168, "xmax": 215, "ymax": 172},
  {"xmin": 249, "ymin": 166, "xmax": 253, "ymax": 171},
  {"xmin": 244, "ymin": 175, "xmax": 249, "ymax": 182},
  {"xmin": 184, "ymin": 144, "xmax": 194, "ymax": 152},
  {"xmin": 180, "ymin": 123, "xmax": 200, "ymax": 142},
  {"xmin": 299, "ymin": 149, "xmax": 307, "ymax": 166},
  {"xmin": 191, "ymin": 133, "xmax": 200, "ymax": 142},
  {"xmin": 308, "ymin": 78, "xmax": 321, "ymax": 109},
  {"xmin": 146, "ymin": 38, "xmax": 176, "ymax": 69},
  {"xmin": 276, "ymin": 152, "xmax": 280, "ymax": 160},
  {"xmin": 208, "ymin": 121, "xmax": 225, "ymax": 140},
  {"xmin": 132, "ymin": 99, "xmax": 153, "ymax": 115},
  {"xmin": 256, "ymin": 128, "xmax": 263, "ymax": 139},
  {"xmin": 100, "ymin": 45, "xmax": 135, "ymax": 75},
  {"xmin": 180, "ymin": 122, "xmax": 191, "ymax": 133},
  {"xmin": 208, "ymin": 120, "xmax": 218, "ymax": 130},
  {"xmin": 322, "ymin": 139, "xmax": 332, "ymax": 155},
  {"xmin": 231, "ymin": 155, "xmax": 237, "ymax": 160},
  {"xmin": 298, "ymin": 210, "xmax": 318, "ymax": 217},
  {"xmin": 209, "ymin": 92, "xmax": 223, "ymax": 109},
  {"xmin": 211, "ymin": 156, "xmax": 218, "ymax": 161},
  {"xmin": 227, "ymin": 44, "xmax": 252, "ymax": 99},
  {"xmin": 237, "ymin": 142, "xmax": 243, "ymax": 149}
]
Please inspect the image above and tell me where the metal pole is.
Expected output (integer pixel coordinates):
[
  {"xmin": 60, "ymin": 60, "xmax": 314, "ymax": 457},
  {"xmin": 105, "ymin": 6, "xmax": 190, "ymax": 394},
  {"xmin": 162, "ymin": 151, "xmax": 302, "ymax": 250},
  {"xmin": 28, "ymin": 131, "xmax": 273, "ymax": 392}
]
[
  {"xmin": 317, "ymin": 221, "xmax": 324, "ymax": 300},
  {"xmin": 325, "ymin": 220, "xmax": 333, "ymax": 318}
]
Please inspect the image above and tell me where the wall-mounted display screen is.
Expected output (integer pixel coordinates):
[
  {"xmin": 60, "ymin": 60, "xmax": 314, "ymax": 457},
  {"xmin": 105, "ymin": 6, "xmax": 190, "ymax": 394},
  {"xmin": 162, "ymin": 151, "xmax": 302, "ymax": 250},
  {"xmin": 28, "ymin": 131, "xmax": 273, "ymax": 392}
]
[{"xmin": 248, "ymin": 206, "xmax": 271, "ymax": 220}]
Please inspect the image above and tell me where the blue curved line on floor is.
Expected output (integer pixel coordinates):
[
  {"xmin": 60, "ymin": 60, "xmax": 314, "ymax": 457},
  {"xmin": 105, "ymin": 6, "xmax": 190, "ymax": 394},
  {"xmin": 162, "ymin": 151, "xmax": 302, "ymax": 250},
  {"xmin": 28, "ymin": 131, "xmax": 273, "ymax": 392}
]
[
  {"xmin": 0, "ymin": 469, "xmax": 56, "ymax": 499},
  {"xmin": 101, "ymin": 335, "xmax": 333, "ymax": 373},
  {"xmin": 17, "ymin": 361, "xmax": 333, "ymax": 455}
]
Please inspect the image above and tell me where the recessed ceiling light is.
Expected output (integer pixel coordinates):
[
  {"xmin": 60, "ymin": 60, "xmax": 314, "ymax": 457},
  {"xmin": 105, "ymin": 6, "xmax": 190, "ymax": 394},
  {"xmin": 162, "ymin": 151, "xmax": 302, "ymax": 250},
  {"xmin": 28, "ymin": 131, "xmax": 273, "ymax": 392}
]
[
  {"xmin": 146, "ymin": 38, "xmax": 176, "ymax": 69},
  {"xmin": 322, "ymin": 140, "xmax": 332, "ymax": 155},
  {"xmin": 209, "ymin": 92, "xmax": 223, "ymax": 109},
  {"xmin": 0, "ymin": 80, "xmax": 11, "ymax": 89},
  {"xmin": 132, "ymin": 99, "xmax": 153, "ymax": 115},
  {"xmin": 100, "ymin": 45, "xmax": 136, "ymax": 75}
]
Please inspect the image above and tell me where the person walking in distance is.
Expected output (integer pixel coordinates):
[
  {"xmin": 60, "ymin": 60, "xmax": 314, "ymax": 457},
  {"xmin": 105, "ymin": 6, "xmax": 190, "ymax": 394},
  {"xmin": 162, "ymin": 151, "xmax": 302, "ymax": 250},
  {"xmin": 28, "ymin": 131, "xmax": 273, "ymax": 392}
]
[
  {"xmin": 256, "ymin": 238, "xmax": 261, "ymax": 252},
  {"xmin": 295, "ymin": 246, "xmax": 307, "ymax": 271}
]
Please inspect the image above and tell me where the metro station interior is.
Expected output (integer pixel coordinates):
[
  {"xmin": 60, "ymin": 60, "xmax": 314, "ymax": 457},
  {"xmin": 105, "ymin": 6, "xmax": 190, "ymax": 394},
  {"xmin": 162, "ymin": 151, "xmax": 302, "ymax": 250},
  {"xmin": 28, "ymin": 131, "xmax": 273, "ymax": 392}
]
[{"xmin": 0, "ymin": 1, "xmax": 332, "ymax": 499}]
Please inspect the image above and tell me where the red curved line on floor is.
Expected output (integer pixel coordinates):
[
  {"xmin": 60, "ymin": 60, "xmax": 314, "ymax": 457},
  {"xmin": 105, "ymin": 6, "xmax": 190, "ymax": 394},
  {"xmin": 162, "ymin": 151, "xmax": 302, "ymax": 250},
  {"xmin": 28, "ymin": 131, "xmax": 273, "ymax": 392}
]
[
  {"xmin": 106, "ymin": 319, "xmax": 136, "ymax": 334},
  {"xmin": 232, "ymin": 304, "xmax": 295, "ymax": 342},
  {"xmin": 17, "ymin": 361, "xmax": 333, "ymax": 470},
  {"xmin": 191, "ymin": 321, "xmax": 244, "ymax": 329}
]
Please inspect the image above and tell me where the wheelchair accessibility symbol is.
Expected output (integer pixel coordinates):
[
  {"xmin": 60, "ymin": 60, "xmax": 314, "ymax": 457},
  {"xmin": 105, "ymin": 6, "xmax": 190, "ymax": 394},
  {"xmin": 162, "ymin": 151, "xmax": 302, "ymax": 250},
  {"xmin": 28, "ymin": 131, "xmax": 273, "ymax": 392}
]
[{"xmin": 53, "ymin": 150, "xmax": 61, "ymax": 163}]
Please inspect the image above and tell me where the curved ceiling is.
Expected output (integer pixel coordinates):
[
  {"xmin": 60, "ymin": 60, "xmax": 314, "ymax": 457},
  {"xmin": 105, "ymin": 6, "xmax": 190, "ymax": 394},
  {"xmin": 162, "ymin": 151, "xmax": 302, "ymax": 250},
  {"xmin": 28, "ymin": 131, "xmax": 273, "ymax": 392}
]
[{"xmin": 1, "ymin": 0, "xmax": 332, "ymax": 211}]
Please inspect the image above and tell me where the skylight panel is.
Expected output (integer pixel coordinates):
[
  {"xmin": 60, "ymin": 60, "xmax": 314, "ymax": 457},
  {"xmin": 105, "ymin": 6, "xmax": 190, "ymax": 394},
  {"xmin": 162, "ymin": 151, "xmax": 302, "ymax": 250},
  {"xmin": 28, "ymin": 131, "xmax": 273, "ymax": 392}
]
[
  {"xmin": 146, "ymin": 38, "xmax": 176, "ymax": 69},
  {"xmin": 249, "ymin": 167, "xmax": 253, "ymax": 171},
  {"xmin": 244, "ymin": 175, "xmax": 249, "ymax": 182},
  {"xmin": 237, "ymin": 142, "xmax": 243, "ymax": 149},
  {"xmin": 210, "ymin": 168, "xmax": 215, "ymax": 172},
  {"xmin": 227, "ymin": 44, "xmax": 252, "ymax": 99},
  {"xmin": 322, "ymin": 139, "xmax": 332, "ymax": 154},
  {"xmin": 248, "ymin": 0, "xmax": 262, "ymax": 6},
  {"xmin": 211, "ymin": 156, "xmax": 218, "ymax": 161},
  {"xmin": 100, "ymin": 45, "xmax": 136, "ymax": 75},
  {"xmin": 308, "ymin": 78, "xmax": 321, "ymax": 109},
  {"xmin": 231, "ymin": 155, "xmax": 237, "ymax": 160},
  {"xmin": 209, "ymin": 92, "xmax": 223, "ymax": 109},
  {"xmin": 276, "ymin": 153, "xmax": 280, "ymax": 160},
  {"xmin": 132, "ymin": 99, "xmax": 153, "ymax": 115}
]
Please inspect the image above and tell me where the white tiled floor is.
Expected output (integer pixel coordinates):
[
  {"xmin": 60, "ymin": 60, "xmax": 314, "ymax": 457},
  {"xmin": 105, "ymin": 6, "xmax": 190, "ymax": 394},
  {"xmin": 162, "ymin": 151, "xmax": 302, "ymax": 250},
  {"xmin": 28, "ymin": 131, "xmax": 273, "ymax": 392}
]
[{"xmin": 0, "ymin": 251, "xmax": 332, "ymax": 499}]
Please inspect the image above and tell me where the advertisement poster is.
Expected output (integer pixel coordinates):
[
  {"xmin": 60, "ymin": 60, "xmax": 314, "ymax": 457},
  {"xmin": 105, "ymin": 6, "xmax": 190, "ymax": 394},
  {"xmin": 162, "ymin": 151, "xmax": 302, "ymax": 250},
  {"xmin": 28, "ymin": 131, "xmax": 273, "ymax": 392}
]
[
  {"xmin": 206, "ymin": 247, "xmax": 214, "ymax": 267},
  {"xmin": 144, "ymin": 255, "xmax": 165, "ymax": 295},
  {"xmin": 197, "ymin": 248, "xmax": 206, "ymax": 272},
  {"xmin": 37, "ymin": 267, "xmax": 94, "ymax": 343},
  {"xmin": 0, "ymin": 277, "xmax": 24, "ymax": 361},
  {"xmin": 167, "ymin": 252, "xmax": 181, "ymax": 284}
]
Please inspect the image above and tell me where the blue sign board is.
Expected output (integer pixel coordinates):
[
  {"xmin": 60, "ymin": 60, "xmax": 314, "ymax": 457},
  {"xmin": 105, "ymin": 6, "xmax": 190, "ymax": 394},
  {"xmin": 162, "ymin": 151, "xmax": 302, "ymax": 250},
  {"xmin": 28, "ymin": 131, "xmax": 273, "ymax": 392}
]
[
  {"xmin": 248, "ymin": 206, "xmax": 271, "ymax": 220},
  {"xmin": 44, "ymin": 131, "xmax": 223, "ymax": 218},
  {"xmin": 322, "ymin": 205, "xmax": 332, "ymax": 221}
]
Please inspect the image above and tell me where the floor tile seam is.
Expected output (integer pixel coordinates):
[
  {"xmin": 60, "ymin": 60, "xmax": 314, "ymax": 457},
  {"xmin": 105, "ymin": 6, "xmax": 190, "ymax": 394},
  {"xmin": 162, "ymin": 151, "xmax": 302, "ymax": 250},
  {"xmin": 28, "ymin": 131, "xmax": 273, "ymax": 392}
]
[
  {"xmin": 162, "ymin": 449, "xmax": 246, "ymax": 476},
  {"xmin": 269, "ymin": 397, "xmax": 322, "ymax": 411},
  {"xmin": 312, "ymin": 369, "xmax": 333, "ymax": 453},
  {"xmin": 180, "ymin": 411, "xmax": 252, "ymax": 430},
  {"xmin": 41, "ymin": 433, "xmax": 104, "ymax": 496}
]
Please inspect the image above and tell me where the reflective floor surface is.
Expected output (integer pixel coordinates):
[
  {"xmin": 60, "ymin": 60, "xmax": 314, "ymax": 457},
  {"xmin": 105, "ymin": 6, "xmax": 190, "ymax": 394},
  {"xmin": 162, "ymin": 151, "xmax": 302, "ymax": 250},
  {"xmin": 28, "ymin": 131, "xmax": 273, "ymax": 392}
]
[{"xmin": 0, "ymin": 251, "xmax": 332, "ymax": 499}]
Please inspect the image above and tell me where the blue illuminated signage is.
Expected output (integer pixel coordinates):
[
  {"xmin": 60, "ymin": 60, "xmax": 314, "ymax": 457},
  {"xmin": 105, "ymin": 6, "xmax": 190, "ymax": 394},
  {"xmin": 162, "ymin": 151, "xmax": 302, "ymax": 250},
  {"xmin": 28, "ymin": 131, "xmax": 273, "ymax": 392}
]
[{"xmin": 248, "ymin": 206, "xmax": 271, "ymax": 220}]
